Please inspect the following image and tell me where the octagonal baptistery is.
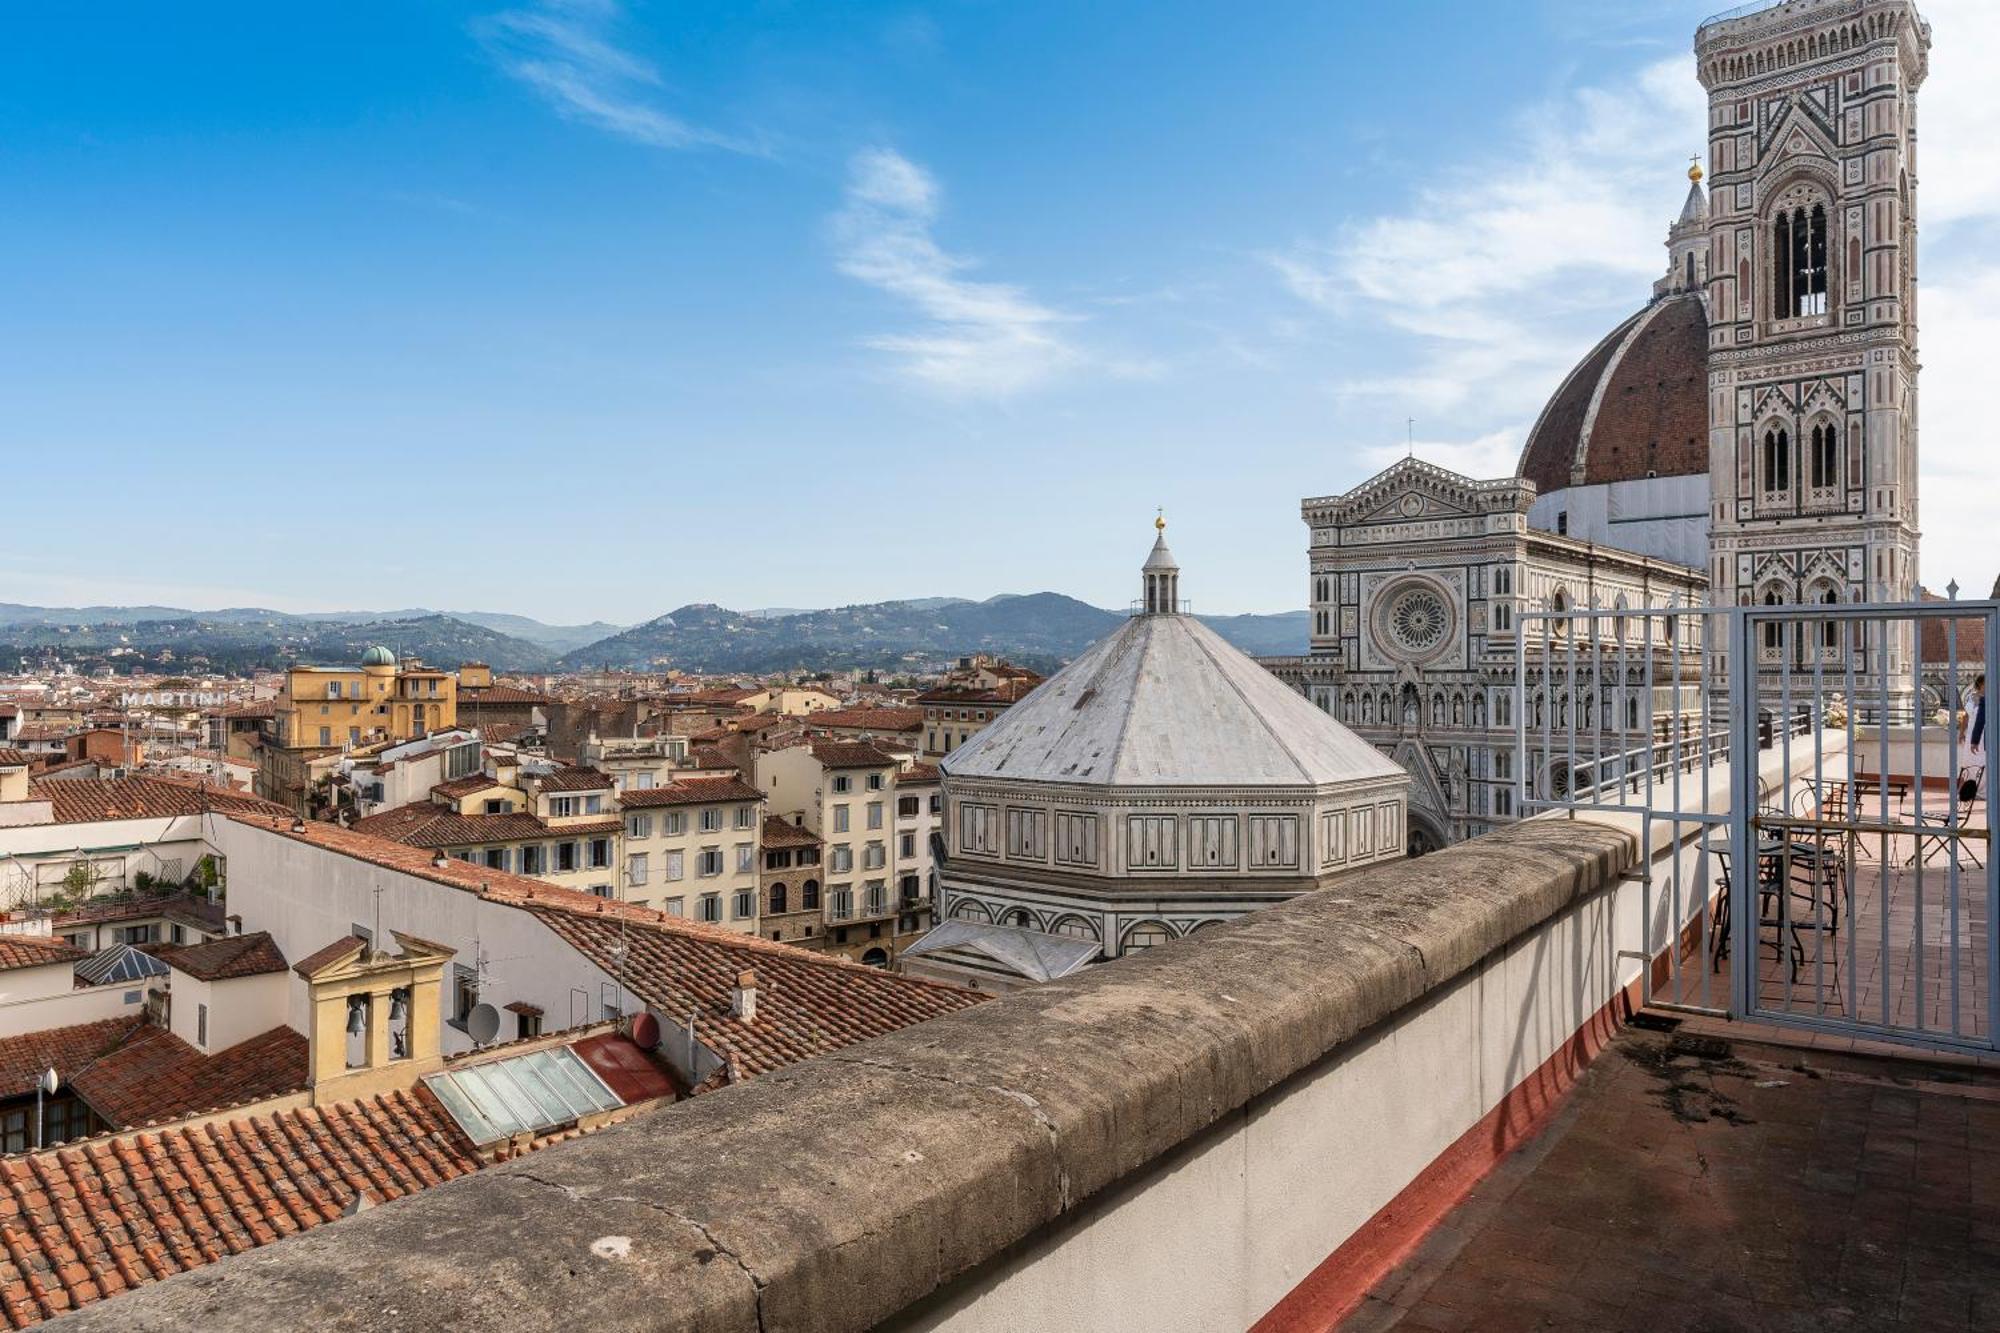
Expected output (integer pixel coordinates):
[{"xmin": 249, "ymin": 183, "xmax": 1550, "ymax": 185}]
[{"xmin": 903, "ymin": 523, "xmax": 1410, "ymax": 994}]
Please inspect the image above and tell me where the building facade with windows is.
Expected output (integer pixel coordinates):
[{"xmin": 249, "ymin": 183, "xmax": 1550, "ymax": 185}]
[
  {"xmin": 907, "ymin": 526, "xmax": 1410, "ymax": 993},
  {"xmin": 615, "ymin": 777, "xmax": 764, "ymax": 929},
  {"xmin": 755, "ymin": 739, "xmax": 929, "ymax": 967}
]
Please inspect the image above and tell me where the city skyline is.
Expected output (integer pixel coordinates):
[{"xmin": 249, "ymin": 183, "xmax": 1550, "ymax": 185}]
[{"xmin": 5, "ymin": 0, "xmax": 1996, "ymax": 620}]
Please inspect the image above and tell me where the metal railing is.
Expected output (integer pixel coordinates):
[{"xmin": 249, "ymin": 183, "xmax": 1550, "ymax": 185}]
[
  {"xmin": 1520, "ymin": 597, "xmax": 1998, "ymax": 1054},
  {"xmin": 1697, "ymin": 0, "xmax": 1793, "ymax": 32}
]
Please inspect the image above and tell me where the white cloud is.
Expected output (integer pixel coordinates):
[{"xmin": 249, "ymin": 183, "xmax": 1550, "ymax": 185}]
[
  {"xmin": 1901, "ymin": 0, "xmax": 2000, "ymax": 593},
  {"xmin": 1913, "ymin": 0, "xmax": 2000, "ymax": 227},
  {"xmin": 1273, "ymin": 57, "xmax": 1706, "ymax": 420},
  {"xmin": 1358, "ymin": 428, "xmax": 1526, "ymax": 482},
  {"xmin": 475, "ymin": 1, "xmax": 763, "ymax": 155},
  {"xmin": 830, "ymin": 147, "xmax": 1083, "ymax": 397}
]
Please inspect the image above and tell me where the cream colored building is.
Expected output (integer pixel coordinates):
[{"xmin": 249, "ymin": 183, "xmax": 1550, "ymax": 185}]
[
  {"xmin": 616, "ymin": 777, "xmax": 764, "ymax": 930},
  {"xmin": 755, "ymin": 739, "xmax": 918, "ymax": 966}
]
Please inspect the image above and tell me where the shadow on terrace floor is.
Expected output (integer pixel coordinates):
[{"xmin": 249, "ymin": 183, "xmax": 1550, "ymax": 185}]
[{"xmin": 1341, "ymin": 1023, "xmax": 2000, "ymax": 1333}]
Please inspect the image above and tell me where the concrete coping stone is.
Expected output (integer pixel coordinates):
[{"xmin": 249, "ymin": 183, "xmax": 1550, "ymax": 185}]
[{"xmin": 53, "ymin": 818, "xmax": 1637, "ymax": 1333}]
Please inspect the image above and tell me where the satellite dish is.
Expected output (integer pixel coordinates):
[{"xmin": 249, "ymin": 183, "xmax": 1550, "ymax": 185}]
[
  {"xmin": 630, "ymin": 1012, "xmax": 661, "ymax": 1050},
  {"xmin": 466, "ymin": 1002, "xmax": 501, "ymax": 1045}
]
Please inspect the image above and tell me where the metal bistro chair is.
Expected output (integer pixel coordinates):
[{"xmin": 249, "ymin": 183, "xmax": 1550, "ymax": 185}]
[
  {"xmin": 1711, "ymin": 846, "xmax": 1809, "ymax": 981},
  {"xmin": 1909, "ymin": 800, "xmax": 1986, "ymax": 870}
]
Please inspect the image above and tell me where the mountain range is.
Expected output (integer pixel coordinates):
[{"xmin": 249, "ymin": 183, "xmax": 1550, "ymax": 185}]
[{"xmin": 0, "ymin": 596, "xmax": 1306, "ymax": 676}]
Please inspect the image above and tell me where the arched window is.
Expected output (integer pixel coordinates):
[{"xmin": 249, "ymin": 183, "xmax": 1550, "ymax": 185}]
[
  {"xmin": 1819, "ymin": 587, "xmax": 1840, "ymax": 649},
  {"xmin": 802, "ymin": 878, "xmax": 821, "ymax": 910},
  {"xmin": 952, "ymin": 898, "xmax": 990, "ymax": 923},
  {"xmin": 768, "ymin": 883, "xmax": 788, "ymax": 915},
  {"xmin": 1762, "ymin": 428, "xmax": 1791, "ymax": 494},
  {"xmin": 1762, "ymin": 589, "xmax": 1785, "ymax": 652},
  {"xmin": 1809, "ymin": 422, "xmax": 1839, "ymax": 490},
  {"xmin": 1774, "ymin": 200, "xmax": 1829, "ymax": 318},
  {"xmin": 1050, "ymin": 914, "xmax": 1098, "ymax": 941}
]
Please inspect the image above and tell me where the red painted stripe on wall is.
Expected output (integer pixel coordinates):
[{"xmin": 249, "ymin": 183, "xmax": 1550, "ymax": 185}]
[{"xmin": 1249, "ymin": 974, "xmax": 1644, "ymax": 1333}]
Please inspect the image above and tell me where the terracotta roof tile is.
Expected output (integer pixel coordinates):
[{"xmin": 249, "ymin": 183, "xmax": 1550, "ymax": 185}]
[
  {"xmin": 350, "ymin": 802, "xmax": 551, "ymax": 850},
  {"xmin": 69, "ymin": 1026, "xmax": 307, "ymax": 1129},
  {"xmin": 0, "ymin": 1085, "xmax": 481, "ymax": 1328},
  {"xmin": 0, "ymin": 1020, "xmax": 306, "ymax": 1132},
  {"xmin": 291, "ymin": 935, "xmax": 366, "ymax": 979},
  {"xmin": 0, "ymin": 937, "xmax": 84, "ymax": 974},
  {"xmin": 530, "ymin": 907, "xmax": 983, "ymax": 1080},
  {"xmin": 808, "ymin": 706, "xmax": 924, "ymax": 732},
  {"xmin": 155, "ymin": 932, "xmax": 287, "ymax": 982},
  {"xmin": 0, "ymin": 751, "xmax": 27, "ymax": 769},
  {"xmin": 615, "ymin": 778, "xmax": 763, "ymax": 809},
  {"xmin": 458, "ymin": 686, "xmax": 546, "ymax": 705},
  {"xmin": 805, "ymin": 740, "xmax": 896, "ymax": 770},
  {"xmin": 25, "ymin": 777, "xmax": 288, "ymax": 825},
  {"xmin": 430, "ymin": 774, "xmax": 503, "ymax": 800},
  {"xmin": 533, "ymin": 766, "xmax": 614, "ymax": 793},
  {"xmin": 760, "ymin": 816, "xmax": 821, "ymax": 848}
]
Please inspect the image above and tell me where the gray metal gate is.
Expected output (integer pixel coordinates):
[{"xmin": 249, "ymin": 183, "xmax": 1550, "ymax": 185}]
[{"xmin": 1517, "ymin": 598, "xmax": 1998, "ymax": 1054}]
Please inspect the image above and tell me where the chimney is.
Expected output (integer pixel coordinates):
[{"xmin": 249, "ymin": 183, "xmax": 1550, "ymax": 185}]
[{"xmin": 730, "ymin": 968, "xmax": 758, "ymax": 1022}]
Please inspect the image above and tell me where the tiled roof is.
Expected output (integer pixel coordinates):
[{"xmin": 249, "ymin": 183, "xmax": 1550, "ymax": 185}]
[
  {"xmin": 70, "ymin": 1026, "xmax": 308, "ymax": 1129},
  {"xmin": 25, "ymin": 776, "xmax": 288, "ymax": 825},
  {"xmin": 0, "ymin": 751, "xmax": 27, "ymax": 769},
  {"xmin": 760, "ymin": 816, "xmax": 821, "ymax": 848},
  {"xmin": 533, "ymin": 766, "xmax": 614, "ymax": 793},
  {"xmin": 430, "ymin": 774, "xmax": 502, "ymax": 800},
  {"xmin": 226, "ymin": 814, "xmax": 984, "ymax": 1080},
  {"xmin": 615, "ymin": 778, "xmax": 763, "ymax": 809},
  {"xmin": 0, "ymin": 1021, "xmax": 138, "ymax": 1108},
  {"xmin": 458, "ymin": 686, "xmax": 546, "ymax": 705},
  {"xmin": 1918, "ymin": 589, "xmax": 1987, "ymax": 666},
  {"xmin": 0, "ymin": 1020, "xmax": 306, "ymax": 1131},
  {"xmin": 898, "ymin": 762, "xmax": 941, "ymax": 786},
  {"xmin": 809, "ymin": 706, "xmax": 924, "ymax": 732},
  {"xmin": 531, "ymin": 908, "xmax": 982, "ymax": 1079},
  {"xmin": 350, "ymin": 802, "xmax": 550, "ymax": 850},
  {"xmin": 0, "ymin": 937, "xmax": 84, "ymax": 974},
  {"xmin": 0, "ymin": 1030, "xmax": 678, "ymax": 1328},
  {"xmin": 155, "ymin": 931, "xmax": 287, "ymax": 982},
  {"xmin": 0, "ymin": 1086, "xmax": 479, "ymax": 1329},
  {"xmin": 806, "ymin": 739, "xmax": 896, "ymax": 770},
  {"xmin": 291, "ymin": 935, "xmax": 367, "ymax": 980},
  {"xmin": 915, "ymin": 680, "xmax": 1036, "ymax": 706}
]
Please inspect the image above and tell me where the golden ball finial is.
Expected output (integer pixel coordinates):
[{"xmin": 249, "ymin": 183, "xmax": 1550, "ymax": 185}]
[
  {"xmin": 1688, "ymin": 158, "xmax": 1704, "ymax": 183},
  {"xmin": 1155, "ymin": 510, "xmax": 1166, "ymax": 532}
]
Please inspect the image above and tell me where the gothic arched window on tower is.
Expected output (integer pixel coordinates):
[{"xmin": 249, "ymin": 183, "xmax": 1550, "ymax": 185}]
[
  {"xmin": 1762, "ymin": 428, "xmax": 1791, "ymax": 496},
  {"xmin": 1762, "ymin": 589, "xmax": 1785, "ymax": 653},
  {"xmin": 1809, "ymin": 423, "xmax": 1839, "ymax": 491},
  {"xmin": 1774, "ymin": 202, "xmax": 1829, "ymax": 318},
  {"xmin": 1820, "ymin": 588, "xmax": 1841, "ymax": 650}
]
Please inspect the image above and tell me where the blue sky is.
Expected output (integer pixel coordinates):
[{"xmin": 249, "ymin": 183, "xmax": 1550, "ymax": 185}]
[{"xmin": 4, "ymin": 1, "xmax": 1995, "ymax": 622}]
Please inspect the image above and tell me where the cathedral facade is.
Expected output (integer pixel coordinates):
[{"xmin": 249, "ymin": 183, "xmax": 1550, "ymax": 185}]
[{"xmin": 1270, "ymin": 0, "xmax": 1931, "ymax": 851}]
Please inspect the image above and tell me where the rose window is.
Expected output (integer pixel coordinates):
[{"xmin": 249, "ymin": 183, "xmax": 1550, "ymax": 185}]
[{"xmin": 1388, "ymin": 588, "xmax": 1450, "ymax": 654}]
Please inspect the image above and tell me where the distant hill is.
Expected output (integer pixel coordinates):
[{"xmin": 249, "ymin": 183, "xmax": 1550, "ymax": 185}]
[
  {"xmin": 561, "ymin": 595, "xmax": 1306, "ymax": 673},
  {"xmin": 0, "ymin": 613, "xmax": 553, "ymax": 674},
  {"xmin": 0, "ymin": 596, "xmax": 1303, "ymax": 677}
]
